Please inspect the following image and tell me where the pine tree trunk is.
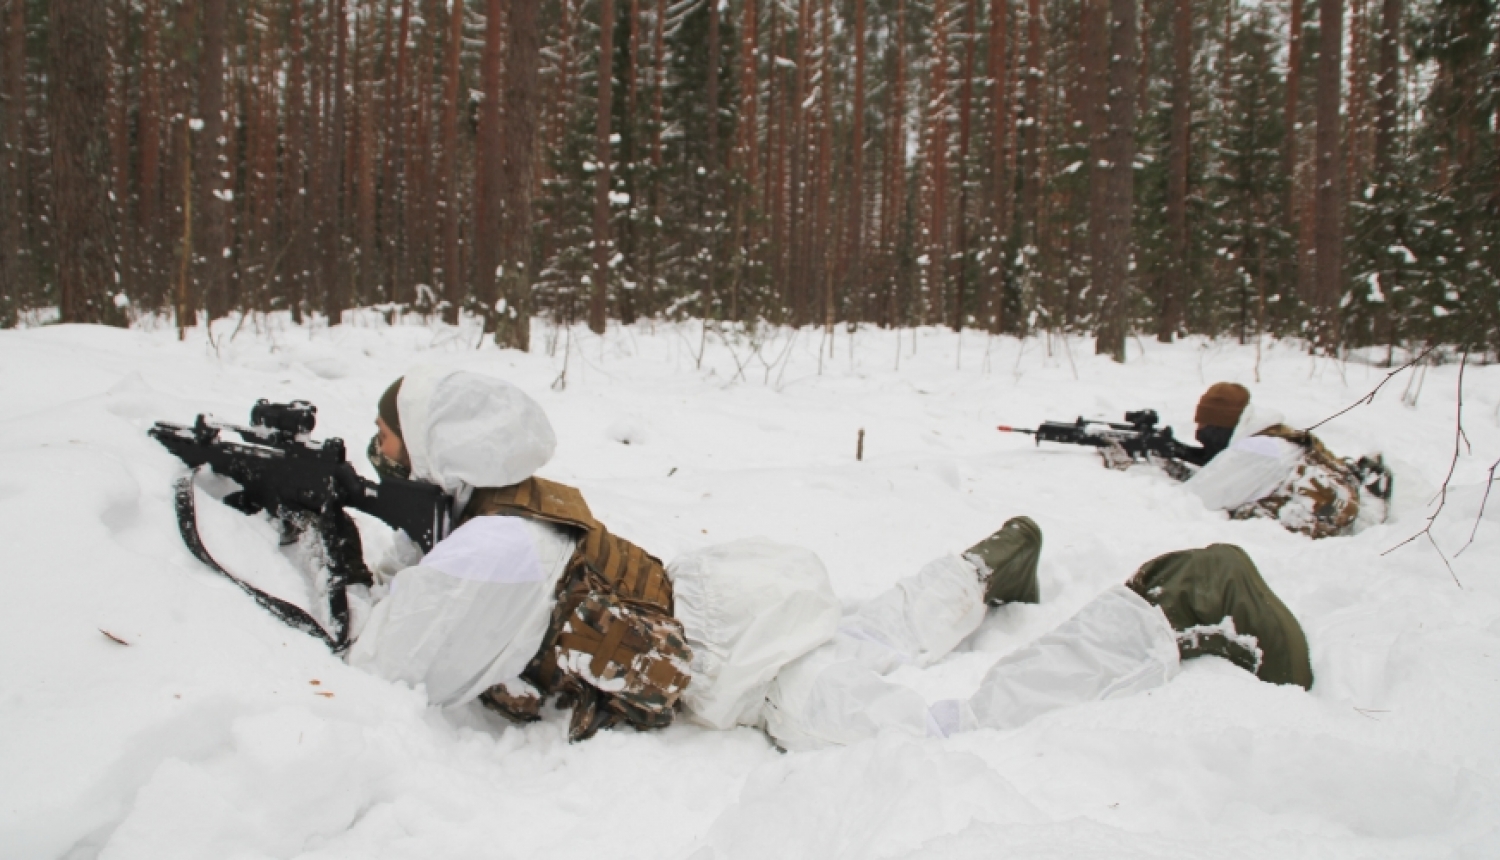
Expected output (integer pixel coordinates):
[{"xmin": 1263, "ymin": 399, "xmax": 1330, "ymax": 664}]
[
  {"xmin": 324, "ymin": 0, "xmax": 351, "ymax": 323},
  {"xmin": 884, "ymin": 0, "xmax": 906, "ymax": 325},
  {"xmin": 108, "ymin": 1, "xmax": 133, "ymax": 307},
  {"xmin": 1314, "ymin": 0, "xmax": 1344, "ymax": 346},
  {"xmin": 497, "ymin": 0, "xmax": 542, "ymax": 350},
  {"xmin": 1082, "ymin": 0, "xmax": 1107, "ymax": 326},
  {"xmin": 1022, "ymin": 0, "xmax": 1042, "ymax": 263},
  {"xmin": 953, "ymin": 0, "xmax": 976, "ymax": 332},
  {"xmin": 1162, "ymin": 0, "xmax": 1191, "ymax": 342},
  {"xmin": 474, "ymin": 0, "xmax": 505, "ymax": 331},
  {"xmin": 356, "ymin": 11, "xmax": 379, "ymax": 308},
  {"xmin": 286, "ymin": 0, "xmax": 309, "ymax": 321},
  {"xmin": 730, "ymin": 0, "xmax": 759, "ymax": 321},
  {"xmin": 707, "ymin": 0, "xmax": 720, "ymax": 173},
  {"xmin": 1285, "ymin": 0, "xmax": 1309, "ymax": 306},
  {"xmin": 1372, "ymin": 0, "xmax": 1400, "ymax": 177},
  {"xmin": 987, "ymin": 0, "xmax": 1012, "ymax": 334},
  {"xmin": 2, "ymin": 0, "xmax": 29, "ymax": 318},
  {"xmin": 438, "ymin": 0, "xmax": 464, "ymax": 324},
  {"xmin": 847, "ymin": 0, "xmax": 866, "ymax": 314},
  {"xmin": 819, "ymin": 0, "xmax": 835, "ymax": 332},
  {"xmin": 49, "ymin": 0, "xmax": 120, "ymax": 325},
  {"xmin": 790, "ymin": 0, "xmax": 811, "ymax": 323},
  {"xmin": 387, "ymin": 0, "xmax": 412, "ymax": 309},
  {"xmin": 925, "ymin": 0, "xmax": 949, "ymax": 327},
  {"xmin": 1094, "ymin": 0, "xmax": 1138, "ymax": 361},
  {"xmin": 589, "ymin": 0, "xmax": 616, "ymax": 334},
  {"xmin": 1345, "ymin": 0, "xmax": 1369, "ymax": 191},
  {"xmin": 646, "ymin": 0, "xmax": 665, "ymax": 317},
  {"xmin": 196, "ymin": 0, "xmax": 228, "ymax": 321}
]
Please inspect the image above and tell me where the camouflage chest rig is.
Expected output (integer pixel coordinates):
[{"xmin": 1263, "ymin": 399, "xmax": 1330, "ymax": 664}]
[
  {"xmin": 463, "ymin": 478, "xmax": 691, "ymax": 741},
  {"xmin": 1228, "ymin": 425, "xmax": 1364, "ymax": 539}
]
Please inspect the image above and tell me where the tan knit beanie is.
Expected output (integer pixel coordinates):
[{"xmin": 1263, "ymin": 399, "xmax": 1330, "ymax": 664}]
[{"xmin": 1194, "ymin": 382, "xmax": 1250, "ymax": 429}]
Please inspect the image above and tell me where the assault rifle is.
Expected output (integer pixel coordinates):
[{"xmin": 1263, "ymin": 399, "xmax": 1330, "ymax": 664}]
[
  {"xmin": 150, "ymin": 400, "xmax": 452, "ymax": 651},
  {"xmin": 998, "ymin": 409, "xmax": 1209, "ymax": 465}
]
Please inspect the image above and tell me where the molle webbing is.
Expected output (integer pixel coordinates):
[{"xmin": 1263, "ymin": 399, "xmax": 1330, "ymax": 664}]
[
  {"xmin": 463, "ymin": 477, "xmax": 673, "ymax": 614},
  {"xmin": 465, "ymin": 477, "xmax": 687, "ymax": 740}
]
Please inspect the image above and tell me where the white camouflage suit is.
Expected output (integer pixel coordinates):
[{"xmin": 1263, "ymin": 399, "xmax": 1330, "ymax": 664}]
[{"xmin": 350, "ymin": 367, "xmax": 1182, "ymax": 749}]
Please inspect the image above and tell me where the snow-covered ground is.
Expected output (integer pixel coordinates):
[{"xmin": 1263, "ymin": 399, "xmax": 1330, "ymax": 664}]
[{"xmin": 2, "ymin": 314, "xmax": 1497, "ymax": 860}]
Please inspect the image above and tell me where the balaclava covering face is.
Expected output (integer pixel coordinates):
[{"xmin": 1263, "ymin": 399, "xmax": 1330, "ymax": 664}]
[{"xmin": 369, "ymin": 377, "xmax": 412, "ymax": 482}]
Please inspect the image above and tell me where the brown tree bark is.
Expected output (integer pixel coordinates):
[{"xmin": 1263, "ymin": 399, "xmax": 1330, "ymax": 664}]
[
  {"xmin": 496, "ymin": 0, "xmax": 543, "ymax": 350},
  {"xmin": 1081, "ymin": 0, "xmax": 1106, "ymax": 322},
  {"xmin": 818, "ymin": 0, "xmax": 834, "ymax": 332},
  {"xmin": 986, "ymin": 0, "xmax": 1012, "ymax": 333},
  {"xmin": 1285, "ymin": 0, "xmax": 1310, "ymax": 304},
  {"xmin": 1094, "ymin": 0, "xmax": 1138, "ymax": 361},
  {"xmin": 882, "ymin": 0, "xmax": 906, "ymax": 325},
  {"xmin": 789, "ymin": 0, "xmax": 812, "ymax": 322},
  {"xmin": 2, "ymin": 0, "xmax": 29, "ymax": 315},
  {"xmin": 286, "ymin": 0, "xmax": 309, "ymax": 320},
  {"xmin": 952, "ymin": 0, "xmax": 977, "ymax": 331},
  {"xmin": 355, "ymin": 9, "xmax": 379, "ymax": 307},
  {"xmin": 329, "ymin": 0, "xmax": 351, "ymax": 322},
  {"xmin": 589, "ymin": 0, "xmax": 616, "ymax": 333},
  {"xmin": 1161, "ymin": 0, "xmax": 1191, "ymax": 342},
  {"xmin": 645, "ymin": 0, "xmax": 666, "ymax": 316},
  {"xmin": 386, "ymin": 0, "xmax": 413, "ymax": 307},
  {"xmin": 107, "ymin": 1, "xmax": 133, "ymax": 304},
  {"xmin": 1372, "ymin": 0, "xmax": 1400, "ymax": 176},
  {"xmin": 924, "ymin": 0, "xmax": 950, "ymax": 327},
  {"xmin": 474, "ymin": 0, "xmax": 505, "ymax": 331},
  {"xmin": 49, "ymin": 0, "xmax": 120, "ymax": 325},
  {"xmin": 438, "ymin": 0, "xmax": 464, "ymax": 324},
  {"xmin": 1345, "ymin": 0, "xmax": 1370, "ymax": 189},
  {"xmin": 196, "ymin": 0, "xmax": 228, "ymax": 320},
  {"xmin": 729, "ymin": 0, "xmax": 759, "ymax": 321},
  {"xmin": 1021, "ymin": 0, "xmax": 1042, "ymax": 258},
  {"xmin": 1314, "ymin": 0, "xmax": 1344, "ymax": 346},
  {"xmin": 846, "ymin": 0, "xmax": 866, "ymax": 312},
  {"xmin": 707, "ymin": 0, "xmax": 720, "ymax": 172}
]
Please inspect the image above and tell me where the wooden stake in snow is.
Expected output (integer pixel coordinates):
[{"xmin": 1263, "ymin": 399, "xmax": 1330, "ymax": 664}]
[{"xmin": 857, "ymin": 428, "xmax": 865, "ymax": 462}]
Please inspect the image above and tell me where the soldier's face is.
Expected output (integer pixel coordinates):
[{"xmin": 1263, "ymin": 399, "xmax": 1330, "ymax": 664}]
[{"xmin": 374, "ymin": 416, "xmax": 410, "ymax": 467}]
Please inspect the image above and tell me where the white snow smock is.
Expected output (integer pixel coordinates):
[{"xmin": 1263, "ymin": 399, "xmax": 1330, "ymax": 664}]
[
  {"xmin": 667, "ymin": 539, "xmax": 842, "ymax": 730},
  {"xmin": 348, "ymin": 369, "xmax": 571, "ymax": 707},
  {"xmin": 763, "ymin": 555, "xmax": 988, "ymax": 750},
  {"xmin": 1184, "ymin": 402, "xmax": 1297, "ymax": 511},
  {"xmin": 961, "ymin": 585, "xmax": 1180, "ymax": 732}
]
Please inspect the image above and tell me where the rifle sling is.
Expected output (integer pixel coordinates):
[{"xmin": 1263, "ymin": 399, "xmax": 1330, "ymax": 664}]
[{"xmin": 172, "ymin": 469, "xmax": 349, "ymax": 653}]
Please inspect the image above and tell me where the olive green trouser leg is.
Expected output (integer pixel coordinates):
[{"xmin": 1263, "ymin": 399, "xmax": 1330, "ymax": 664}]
[{"xmin": 1126, "ymin": 544, "xmax": 1313, "ymax": 689}]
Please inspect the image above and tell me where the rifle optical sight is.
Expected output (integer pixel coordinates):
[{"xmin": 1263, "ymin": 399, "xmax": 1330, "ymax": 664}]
[
  {"xmin": 1123, "ymin": 409, "xmax": 1159, "ymax": 429},
  {"xmin": 250, "ymin": 399, "xmax": 317, "ymax": 438}
]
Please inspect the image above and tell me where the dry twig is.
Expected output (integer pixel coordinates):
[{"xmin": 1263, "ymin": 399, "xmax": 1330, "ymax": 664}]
[
  {"xmin": 1456, "ymin": 455, "xmax": 1500, "ymax": 557},
  {"xmin": 1303, "ymin": 344, "xmax": 1437, "ymax": 433},
  {"xmin": 1382, "ymin": 349, "xmax": 1469, "ymax": 587}
]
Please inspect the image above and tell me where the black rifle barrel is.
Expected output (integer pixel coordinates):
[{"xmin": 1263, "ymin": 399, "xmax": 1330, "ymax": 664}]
[{"xmin": 149, "ymin": 415, "xmax": 451, "ymax": 552}]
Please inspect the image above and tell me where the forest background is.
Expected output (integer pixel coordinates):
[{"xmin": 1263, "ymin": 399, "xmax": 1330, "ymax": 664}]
[{"xmin": 1, "ymin": 0, "xmax": 1496, "ymax": 360}]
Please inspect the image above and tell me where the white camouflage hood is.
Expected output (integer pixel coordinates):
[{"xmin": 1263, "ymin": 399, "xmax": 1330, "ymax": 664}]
[{"xmin": 395, "ymin": 366, "xmax": 556, "ymax": 497}]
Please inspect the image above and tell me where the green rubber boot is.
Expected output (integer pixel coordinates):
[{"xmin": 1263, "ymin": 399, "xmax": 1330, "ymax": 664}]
[{"xmin": 965, "ymin": 516, "xmax": 1043, "ymax": 606}]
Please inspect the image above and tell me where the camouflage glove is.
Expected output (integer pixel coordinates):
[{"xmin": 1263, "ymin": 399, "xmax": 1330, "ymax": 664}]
[{"xmin": 479, "ymin": 681, "xmax": 544, "ymax": 724}]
